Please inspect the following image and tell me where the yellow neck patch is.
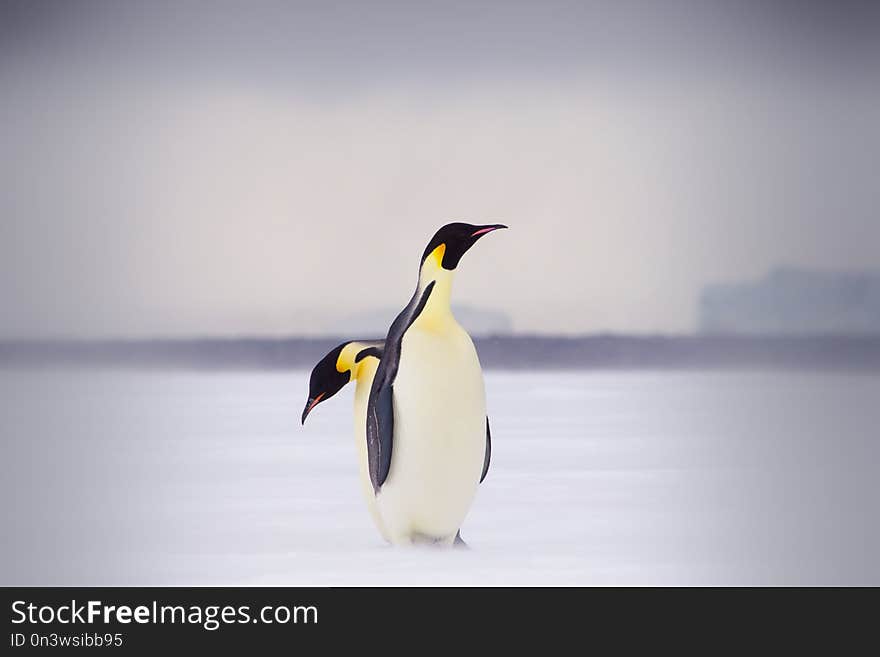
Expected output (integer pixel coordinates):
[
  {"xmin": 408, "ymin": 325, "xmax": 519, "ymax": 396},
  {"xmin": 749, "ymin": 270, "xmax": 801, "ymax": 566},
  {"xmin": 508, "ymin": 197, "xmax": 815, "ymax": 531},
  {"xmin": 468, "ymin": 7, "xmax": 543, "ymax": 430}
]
[
  {"xmin": 336, "ymin": 341, "xmax": 381, "ymax": 381},
  {"xmin": 415, "ymin": 248, "xmax": 456, "ymax": 332},
  {"xmin": 426, "ymin": 243, "xmax": 446, "ymax": 270},
  {"xmin": 335, "ymin": 342, "xmax": 364, "ymax": 374}
]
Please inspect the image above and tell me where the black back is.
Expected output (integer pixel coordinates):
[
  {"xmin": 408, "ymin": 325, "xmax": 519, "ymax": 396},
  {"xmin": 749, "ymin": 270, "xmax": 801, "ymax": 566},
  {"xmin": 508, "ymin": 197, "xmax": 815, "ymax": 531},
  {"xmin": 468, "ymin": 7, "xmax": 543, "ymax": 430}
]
[{"xmin": 365, "ymin": 281, "xmax": 435, "ymax": 491}]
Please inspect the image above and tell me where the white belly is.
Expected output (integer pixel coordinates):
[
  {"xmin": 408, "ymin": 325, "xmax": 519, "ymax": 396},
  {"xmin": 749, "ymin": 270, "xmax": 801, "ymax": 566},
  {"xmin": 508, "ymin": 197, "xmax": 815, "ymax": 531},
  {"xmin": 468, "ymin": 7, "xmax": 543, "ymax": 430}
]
[
  {"xmin": 352, "ymin": 359, "xmax": 391, "ymax": 542},
  {"xmin": 376, "ymin": 323, "xmax": 486, "ymax": 544}
]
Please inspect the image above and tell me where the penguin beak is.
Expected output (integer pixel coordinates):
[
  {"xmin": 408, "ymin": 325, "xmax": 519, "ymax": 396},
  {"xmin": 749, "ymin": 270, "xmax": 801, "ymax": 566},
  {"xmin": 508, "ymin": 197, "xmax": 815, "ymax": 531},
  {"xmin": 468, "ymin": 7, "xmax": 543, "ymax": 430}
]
[
  {"xmin": 301, "ymin": 392, "xmax": 325, "ymax": 425},
  {"xmin": 470, "ymin": 224, "xmax": 508, "ymax": 238}
]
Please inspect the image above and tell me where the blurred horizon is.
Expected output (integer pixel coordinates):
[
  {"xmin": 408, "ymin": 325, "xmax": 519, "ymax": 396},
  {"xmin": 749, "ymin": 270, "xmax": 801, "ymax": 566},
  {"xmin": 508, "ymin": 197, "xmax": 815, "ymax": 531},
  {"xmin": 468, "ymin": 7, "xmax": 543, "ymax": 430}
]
[
  {"xmin": 1, "ymin": 263, "xmax": 878, "ymax": 341},
  {"xmin": 3, "ymin": 334, "xmax": 880, "ymax": 373}
]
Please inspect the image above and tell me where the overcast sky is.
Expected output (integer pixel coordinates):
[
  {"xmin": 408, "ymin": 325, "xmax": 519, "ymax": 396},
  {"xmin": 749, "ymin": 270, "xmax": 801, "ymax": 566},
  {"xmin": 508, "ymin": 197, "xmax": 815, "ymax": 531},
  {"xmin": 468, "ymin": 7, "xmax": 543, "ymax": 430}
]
[{"xmin": 1, "ymin": 0, "xmax": 878, "ymax": 338}]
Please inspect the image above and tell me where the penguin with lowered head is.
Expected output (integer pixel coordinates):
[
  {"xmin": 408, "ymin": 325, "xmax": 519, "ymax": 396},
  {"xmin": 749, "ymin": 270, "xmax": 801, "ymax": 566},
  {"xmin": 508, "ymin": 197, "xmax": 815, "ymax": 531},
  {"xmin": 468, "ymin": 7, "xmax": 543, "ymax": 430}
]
[{"xmin": 301, "ymin": 340, "xmax": 389, "ymax": 541}]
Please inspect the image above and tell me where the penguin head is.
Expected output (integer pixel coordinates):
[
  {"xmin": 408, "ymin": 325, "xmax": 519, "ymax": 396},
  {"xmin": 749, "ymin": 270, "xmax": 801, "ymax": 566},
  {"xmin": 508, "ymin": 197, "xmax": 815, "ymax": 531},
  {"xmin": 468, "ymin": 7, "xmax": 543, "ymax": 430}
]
[
  {"xmin": 421, "ymin": 222, "xmax": 508, "ymax": 271},
  {"xmin": 301, "ymin": 340, "xmax": 384, "ymax": 424},
  {"xmin": 302, "ymin": 343, "xmax": 351, "ymax": 424}
]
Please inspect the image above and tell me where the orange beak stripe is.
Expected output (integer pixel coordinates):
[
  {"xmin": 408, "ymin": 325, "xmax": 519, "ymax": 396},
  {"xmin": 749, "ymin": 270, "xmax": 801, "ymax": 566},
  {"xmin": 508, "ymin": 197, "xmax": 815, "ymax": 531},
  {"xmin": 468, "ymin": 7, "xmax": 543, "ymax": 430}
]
[{"xmin": 305, "ymin": 392, "xmax": 325, "ymax": 416}]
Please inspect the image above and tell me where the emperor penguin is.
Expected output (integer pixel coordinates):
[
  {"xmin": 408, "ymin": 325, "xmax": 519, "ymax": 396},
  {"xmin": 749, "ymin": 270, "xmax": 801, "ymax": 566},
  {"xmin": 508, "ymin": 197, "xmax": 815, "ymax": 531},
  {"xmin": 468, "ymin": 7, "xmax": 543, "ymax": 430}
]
[
  {"xmin": 366, "ymin": 222, "xmax": 506, "ymax": 546},
  {"xmin": 301, "ymin": 340, "xmax": 390, "ymax": 542}
]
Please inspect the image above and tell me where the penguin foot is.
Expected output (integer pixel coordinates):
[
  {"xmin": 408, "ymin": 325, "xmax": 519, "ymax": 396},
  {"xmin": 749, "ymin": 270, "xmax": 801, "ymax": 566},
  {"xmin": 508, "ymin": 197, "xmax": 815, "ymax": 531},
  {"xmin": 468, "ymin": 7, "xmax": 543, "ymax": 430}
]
[
  {"xmin": 405, "ymin": 532, "xmax": 466, "ymax": 548},
  {"xmin": 410, "ymin": 532, "xmax": 448, "ymax": 547}
]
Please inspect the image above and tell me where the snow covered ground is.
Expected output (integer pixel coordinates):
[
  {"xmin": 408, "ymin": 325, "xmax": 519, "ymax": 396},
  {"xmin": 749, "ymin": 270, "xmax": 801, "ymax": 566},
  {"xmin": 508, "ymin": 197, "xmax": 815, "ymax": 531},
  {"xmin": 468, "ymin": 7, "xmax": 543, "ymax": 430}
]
[{"xmin": 2, "ymin": 368, "xmax": 878, "ymax": 585}]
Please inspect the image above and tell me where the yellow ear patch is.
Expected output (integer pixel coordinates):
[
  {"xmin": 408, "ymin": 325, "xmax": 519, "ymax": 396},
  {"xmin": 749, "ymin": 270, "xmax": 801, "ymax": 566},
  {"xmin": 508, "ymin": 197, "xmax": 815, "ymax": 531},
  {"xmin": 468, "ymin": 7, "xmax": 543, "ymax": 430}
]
[
  {"xmin": 336, "ymin": 342, "xmax": 363, "ymax": 373},
  {"xmin": 427, "ymin": 243, "xmax": 446, "ymax": 269}
]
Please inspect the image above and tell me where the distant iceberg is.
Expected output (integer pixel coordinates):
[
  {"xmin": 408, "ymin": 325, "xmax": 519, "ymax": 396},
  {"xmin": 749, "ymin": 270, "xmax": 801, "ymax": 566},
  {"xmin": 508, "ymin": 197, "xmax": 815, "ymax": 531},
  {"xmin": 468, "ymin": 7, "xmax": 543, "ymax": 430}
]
[{"xmin": 699, "ymin": 267, "xmax": 880, "ymax": 335}]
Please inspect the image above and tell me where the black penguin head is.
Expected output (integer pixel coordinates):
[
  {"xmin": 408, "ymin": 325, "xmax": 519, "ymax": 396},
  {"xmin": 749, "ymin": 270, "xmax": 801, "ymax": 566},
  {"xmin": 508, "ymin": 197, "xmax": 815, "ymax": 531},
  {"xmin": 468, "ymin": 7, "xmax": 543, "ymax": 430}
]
[
  {"xmin": 421, "ymin": 222, "xmax": 508, "ymax": 271},
  {"xmin": 301, "ymin": 343, "xmax": 352, "ymax": 424}
]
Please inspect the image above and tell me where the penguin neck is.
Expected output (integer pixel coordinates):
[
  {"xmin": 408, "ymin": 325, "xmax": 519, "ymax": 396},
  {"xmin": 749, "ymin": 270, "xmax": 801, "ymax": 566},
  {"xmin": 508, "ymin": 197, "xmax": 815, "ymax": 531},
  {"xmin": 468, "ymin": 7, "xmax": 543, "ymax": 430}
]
[
  {"xmin": 338, "ymin": 341, "xmax": 379, "ymax": 383},
  {"xmin": 353, "ymin": 355, "xmax": 379, "ymax": 384},
  {"xmin": 412, "ymin": 254, "xmax": 456, "ymax": 332}
]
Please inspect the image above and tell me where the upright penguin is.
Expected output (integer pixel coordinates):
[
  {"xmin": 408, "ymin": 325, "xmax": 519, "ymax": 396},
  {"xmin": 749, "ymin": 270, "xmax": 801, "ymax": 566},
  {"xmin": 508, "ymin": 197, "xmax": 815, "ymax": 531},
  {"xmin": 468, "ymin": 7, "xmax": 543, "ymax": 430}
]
[
  {"xmin": 301, "ymin": 340, "xmax": 390, "ymax": 541},
  {"xmin": 367, "ymin": 222, "xmax": 505, "ymax": 545}
]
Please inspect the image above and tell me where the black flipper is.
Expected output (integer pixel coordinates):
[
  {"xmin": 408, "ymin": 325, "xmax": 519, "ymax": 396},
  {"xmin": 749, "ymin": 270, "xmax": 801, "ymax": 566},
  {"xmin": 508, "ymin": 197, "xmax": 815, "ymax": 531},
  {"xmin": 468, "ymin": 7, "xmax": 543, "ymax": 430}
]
[
  {"xmin": 366, "ymin": 281, "xmax": 436, "ymax": 492},
  {"xmin": 454, "ymin": 530, "xmax": 469, "ymax": 549},
  {"xmin": 480, "ymin": 416, "xmax": 491, "ymax": 483},
  {"xmin": 373, "ymin": 383, "xmax": 394, "ymax": 489}
]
